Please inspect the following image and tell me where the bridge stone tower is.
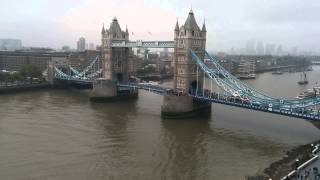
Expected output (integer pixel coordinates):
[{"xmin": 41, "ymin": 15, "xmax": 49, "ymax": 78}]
[
  {"xmin": 90, "ymin": 17, "xmax": 137, "ymax": 102},
  {"xmin": 174, "ymin": 9, "xmax": 207, "ymax": 93},
  {"xmin": 101, "ymin": 17, "xmax": 130, "ymax": 83},
  {"xmin": 161, "ymin": 10, "xmax": 211, "ymax": 118}
]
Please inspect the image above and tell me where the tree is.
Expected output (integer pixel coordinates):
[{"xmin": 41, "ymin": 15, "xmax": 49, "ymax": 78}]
[
  {"xmin": 19, "ymin": 65, "xmax": 42, "ymax": 82},
  {"xmin": 10, "ymin": 73, "xmax": 22, "ymax": 82}
]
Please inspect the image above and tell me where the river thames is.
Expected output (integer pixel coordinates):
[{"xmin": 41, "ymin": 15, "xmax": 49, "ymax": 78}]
[{"xmin": 1, "ymin": 66, "xmax": 320, "ymax": 179}]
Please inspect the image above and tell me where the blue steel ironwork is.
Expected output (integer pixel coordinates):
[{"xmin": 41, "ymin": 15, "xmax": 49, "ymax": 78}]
[
  {"xmin": 69, "ymin": 56, "xmax": 101, "ymax": 78},
  {"xmin": 189, "ymin": 49, "xmax": 320, "ymax": 120},
  {"xmin": 202, "ymin": 50, "xmax": 320, "ymax": 108},
  {"xmin": 111, "ymin": 40, "xmax": 174, "ymax": 48},
  {"xmin": 204, "ymin": 51, "xmax": 276, "ymax": 101},
  {"xmin": 52, "ymin": 46, "xmax": 320, "ymax": 121},
  {"xmin": 53, "ymin": 56, "xmax": 102, "ymax": 83}
]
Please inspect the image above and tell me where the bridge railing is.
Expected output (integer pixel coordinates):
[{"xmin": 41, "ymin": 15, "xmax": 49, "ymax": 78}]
[
  {"xmin": 190, "ymin": 49, "xmax": 320, "ymax": 110},
  {"xmin": 111, "ymin": 40, "xmax": 174, "ymax": 48}
]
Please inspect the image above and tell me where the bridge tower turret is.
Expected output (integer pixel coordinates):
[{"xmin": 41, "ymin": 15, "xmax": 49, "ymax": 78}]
[
  {"xmin": 173, "ymin": 10, "xmax": 206, "ymax": 94},
  {"xmin": 90, "ymin": 17, "xmax": 138, "ymax": 102},
  {"xmin": 162, "ymin": 10, "xmax": 211, "ymax": 118},
  {"xmin": 101, "ymin": 17, "xmax": 130, "ymax": 83}
]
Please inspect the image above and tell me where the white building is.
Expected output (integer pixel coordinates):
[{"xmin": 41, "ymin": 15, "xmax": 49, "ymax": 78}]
[{"xmin": 77, "ymin": 37, "xmax": 86, "ymax": 52}]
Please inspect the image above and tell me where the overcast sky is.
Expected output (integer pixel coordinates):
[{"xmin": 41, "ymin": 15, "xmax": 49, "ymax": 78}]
[{"xmin": 1, "ymin": 0, "xmax": 320, "ymax": 53}]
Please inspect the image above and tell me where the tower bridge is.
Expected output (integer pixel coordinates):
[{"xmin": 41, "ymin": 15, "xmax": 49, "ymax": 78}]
[{"xmin": 50, "ymin": 10, "xmax": 320, "ymax": 120}]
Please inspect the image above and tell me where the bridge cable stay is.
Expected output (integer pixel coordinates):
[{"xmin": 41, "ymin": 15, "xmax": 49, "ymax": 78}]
[
  {"xmin": 67, "ymin": 56, "xmax": 101, "ymax": 78},
  {"xmin": 205, "ymin": 51, "xmax": 320, "ymax": 107},
  {"xmin": 54, "ymin": 56, "xmax": 103, "ymax": 81},
  {"xmin": 205, "ymin": 51, "xmax": 276, "ymax": 101},
  {"xmin": 190, "ymin": 50, "xmax": 320, "ymax": 119},
  {"xmin": 190, "ymin": 51, "xmax": 251, "ymax": 99},
  {"xmin": 192, "ymin": 50, "xmax": 290, "ymax": 106},
  {"xmin": 190, "ymin": 50, "xmax": 320, "ymax": 110},
  {"xmin": 206, "ymin": 50, "xmax": 320, "ymax": 107}
]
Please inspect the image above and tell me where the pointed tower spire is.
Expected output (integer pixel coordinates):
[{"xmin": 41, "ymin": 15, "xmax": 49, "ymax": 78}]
[
  {"xmin": 175, "ymin": 18, "xmax": 179, "ymax": 31},
  {"xmin": 125, "ymin": 25, "xmax": 129, "ymax": 34},
  {"xmin": 184, "ymin": 8, "xmax": 199, "ymax": 30},
  {"xmin": 202, "ymin": 19, "xmax": 206, "ymax": 32},
  {"xmin": 189, "ymin": 8, "xmax": 194, "ymax": 15},
  {"xmin": 101, "ymin": 23, "xmax": 105, "ymax": 34}
]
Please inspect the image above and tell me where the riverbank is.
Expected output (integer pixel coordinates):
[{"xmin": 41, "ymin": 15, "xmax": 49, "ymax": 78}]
[
  {"xmin": 256, "ymin": 65, "xmax": 298, "ymax": 73},
  {"xmin": 248, "ymin": 121, "xmax": 320, "ymax": 179},
  {"xmin": 0, "ymin": 83, "xmax": 52, "ymax": 94}
]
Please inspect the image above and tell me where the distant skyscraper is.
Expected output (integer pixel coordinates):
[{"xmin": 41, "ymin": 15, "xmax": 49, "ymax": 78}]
[
  {"xmin": 265, "ymin": 44, "xmax": 275, "ymax": 55},
  {"xmin": 230, "ymin": 47, "xmax": 236, "ymax": 55},
  {"xmin": 292, "ymin": 46, "xmax": 298, "ymax": 56},
  {"xmin": 0, "ymin": 39, "xmax": 22, "ymax": 51},
  {"xmin": 77, "ymin": 37, "xmax": 86, "ymax": 51},
  {"xmin": 245, "ymin": 40, "xmax": 256, "ymax": 55},
  {"xmin": 256, "ymin": 41, "xmax": 264, "ymax": 55},
  {"xmin": 89, "ymin": 43, "xmax": 95, "ymax": 50},
  {"xmin": 276, "ymin": 45, "xmax": 283, "ymax": 56}
]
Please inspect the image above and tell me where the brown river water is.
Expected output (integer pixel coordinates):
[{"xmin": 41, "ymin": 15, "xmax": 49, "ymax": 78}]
[{"xmin": 1, "ymin": 66, "xmax": 320, "ymax": 179}]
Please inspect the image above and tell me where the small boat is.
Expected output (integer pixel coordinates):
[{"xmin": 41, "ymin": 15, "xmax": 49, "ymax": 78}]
[
  {"xmin": 296, "ymin": 89, "xmax": 316, "ymax": 99},
  {"xmin": 272, "ymin": 71, "xmax": 283, "ymax": 75},
  {"xmin": 297, "ymin": 71, "xmax": 308, "ymax": 85}
]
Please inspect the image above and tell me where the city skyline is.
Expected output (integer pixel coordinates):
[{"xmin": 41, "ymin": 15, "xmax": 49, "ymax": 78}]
[{"xmin": 1, "ymin": 0, "xmax": 320, "ymax": 53}]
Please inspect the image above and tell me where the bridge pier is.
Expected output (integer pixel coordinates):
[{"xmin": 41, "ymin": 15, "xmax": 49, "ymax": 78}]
[
  {"xmin": 161, "ymin": 95, "xmax": 211, "ymax": 119},
  {"xmin": 89, "ymin": 79, "xmax": 138, "ymax": 102},
  {"xmin": 47, "ymin": 60, "xmax": 55, "ymax": 85}
]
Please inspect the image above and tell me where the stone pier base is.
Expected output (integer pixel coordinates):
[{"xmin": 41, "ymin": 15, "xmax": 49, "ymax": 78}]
[
  {"xmin": 161, "ymin": 95, "xmax": 211, "ymax": 119},
  {"xmin": 89, "ymin": 79, "xmax": 138, "ymax": 102}
]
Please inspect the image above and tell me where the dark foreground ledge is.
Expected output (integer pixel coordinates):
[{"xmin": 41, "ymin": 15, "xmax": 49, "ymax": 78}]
[{"xmin": 247, "ymin": 121, "xmax": 320, "ymax": 179}]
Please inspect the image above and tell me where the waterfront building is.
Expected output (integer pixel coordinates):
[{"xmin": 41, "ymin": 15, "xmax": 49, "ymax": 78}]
[
  {"xmin": 68, "ymin": 50, "xmax": 100, "ymax": 71},
  {"xmin": 0, "ymin": 50, "xmax": 105, "ymax": 73},
  {"xmin": 0, "ymin": 50, "xmax": 68, "ymax": 72},
  {"xmin": 236, "ymin": 59, "xmax": 256, "ymax": 79},
  {"xmin": 127, "ymin": 50, "xmax": 144, "ymax": 77}
]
